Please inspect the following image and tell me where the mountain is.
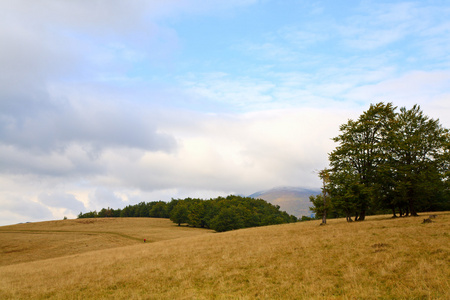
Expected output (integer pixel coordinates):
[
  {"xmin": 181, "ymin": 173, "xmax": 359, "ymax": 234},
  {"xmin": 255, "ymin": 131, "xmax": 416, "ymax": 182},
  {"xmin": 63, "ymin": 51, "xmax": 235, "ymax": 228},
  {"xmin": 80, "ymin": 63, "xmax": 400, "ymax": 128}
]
[{"xmin": 248, "ymin": 187, "xmax": 321, "ymax": 218}]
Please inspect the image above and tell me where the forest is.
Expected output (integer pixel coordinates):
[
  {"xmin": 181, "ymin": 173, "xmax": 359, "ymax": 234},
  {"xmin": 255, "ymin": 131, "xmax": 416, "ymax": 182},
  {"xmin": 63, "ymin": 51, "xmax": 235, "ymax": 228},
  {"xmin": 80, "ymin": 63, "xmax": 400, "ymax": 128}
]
[
  {"xmin": 78, "ymin": 195, "xmax": 298, "ymax": 232},
  {"xmin": 310, "ymin": 102, "xmax": 450, "ymax": 221}
]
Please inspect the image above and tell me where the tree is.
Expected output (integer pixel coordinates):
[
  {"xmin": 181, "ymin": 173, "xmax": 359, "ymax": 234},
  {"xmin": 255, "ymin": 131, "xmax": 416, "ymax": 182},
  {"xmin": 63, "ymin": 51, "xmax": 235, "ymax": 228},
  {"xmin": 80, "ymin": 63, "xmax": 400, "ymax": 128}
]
[
  {"xmin": 137, "ymin": 202, "xmax": 149, "ymax": 217},
  {"xmin": 327, "ymin": 166, "xmax": 359, "ymax": 221},
  {"xmin": 170, "ymin": 202, "xmax": 189, "ymax": 226},
  {"xmin": 149, "ymin": 201, "xmax": 168, "ymax": 218},
  {"xmin": 319, "ymin": 169, "xmax": 330, "ymax": 224},
  {"xmin": 187, "ymin": 200, "xmax": 207, "ymax": 228},
  {"xmin": 309, "ymin": 194, "xmax": 325, "ymax": 219},
  {"xmin": 388, "ymin": 105, "xmax": 449, "ymax": 216},
  {"xmin": 328, "ymin": 102, "xmax": 396, "ymax": 220},
  {"xmin": 98, "ymin": 207, "xmax": 113, "ymax": 218},
  {"xmin": 209, "ymin": 207, "xmax": 244, "ymax": 232},
  {"xmin": 314, "ymin": 102, "xmax": 449, "ymax": 221},
  {"xmin": 77, "ymin": 195, "xmax": 298, "ymax": 231}
]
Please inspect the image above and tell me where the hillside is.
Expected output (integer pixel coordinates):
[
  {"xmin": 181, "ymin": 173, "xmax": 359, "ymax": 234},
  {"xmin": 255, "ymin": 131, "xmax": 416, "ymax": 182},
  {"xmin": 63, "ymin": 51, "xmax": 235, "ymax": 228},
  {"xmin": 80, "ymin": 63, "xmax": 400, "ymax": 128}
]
[
  {"xmin": 0, "ymin": 218, "xmax": 213, "ymax": 266},
  {"xmin": 249, "ymin": 186, "xmax": 320, "ymax": 218},
  {"xmin": 1, "ymin": 213, "xmax": 449, "ymax": 299}
]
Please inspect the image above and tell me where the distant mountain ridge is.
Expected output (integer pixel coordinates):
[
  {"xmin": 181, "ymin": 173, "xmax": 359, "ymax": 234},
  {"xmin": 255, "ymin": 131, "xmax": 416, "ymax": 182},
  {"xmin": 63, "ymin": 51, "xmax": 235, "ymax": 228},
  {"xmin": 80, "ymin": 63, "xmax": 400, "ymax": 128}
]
[{"xmin": 248, "ymin": 187, "xmax": 321, "ymax": 218}]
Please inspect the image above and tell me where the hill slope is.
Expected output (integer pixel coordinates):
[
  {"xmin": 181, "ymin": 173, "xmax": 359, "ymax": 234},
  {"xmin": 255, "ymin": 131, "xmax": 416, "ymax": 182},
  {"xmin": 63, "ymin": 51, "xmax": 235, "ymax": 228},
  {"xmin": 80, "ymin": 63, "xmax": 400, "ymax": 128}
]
[
  {"xmin": 0, "ymin": 218, "xmax": 213, "ymax": 266},
  {"xmin": 1, "ymin": 213, "xmax": 449, "ymax": 299},
  {"xmin": 249, "ymin": 186, "xmax": 320, "ymax": 217}
]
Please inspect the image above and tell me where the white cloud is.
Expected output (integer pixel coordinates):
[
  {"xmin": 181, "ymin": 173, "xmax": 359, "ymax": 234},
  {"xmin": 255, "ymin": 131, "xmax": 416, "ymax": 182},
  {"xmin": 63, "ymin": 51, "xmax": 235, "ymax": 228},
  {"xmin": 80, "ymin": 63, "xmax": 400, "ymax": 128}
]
[
  {"xmin": 88, "ymin": 188, "xmax": 127, "ymax": 210},
  {"xmin": 344, "ymin": 70, "xmax": 450, "ymax": 127},
  {"xmin": 0, "ymin": 196, "xmax": 53, "ymax": 226},
  {"xmin": 0, "ymin": 105, "xmax": 346, "ymax": 225},
  {"xmin": 87, "ymin": 108, "xmax": 348, "ymax": 195},
  {"xmin": 39, "ymin": 192, "xmax": 86, "ymax": 215},
  {"xmin": 1, "ymin": 0, "xmax": 449, "ymax": 226}
]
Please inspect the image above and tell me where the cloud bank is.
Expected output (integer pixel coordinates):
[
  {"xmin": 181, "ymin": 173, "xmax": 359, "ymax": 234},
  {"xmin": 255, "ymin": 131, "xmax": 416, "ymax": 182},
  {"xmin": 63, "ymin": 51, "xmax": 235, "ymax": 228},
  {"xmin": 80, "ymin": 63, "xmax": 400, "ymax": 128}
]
[{"xmin": 1, "ymin": 0, "xmax": 449, "ymax": 225}]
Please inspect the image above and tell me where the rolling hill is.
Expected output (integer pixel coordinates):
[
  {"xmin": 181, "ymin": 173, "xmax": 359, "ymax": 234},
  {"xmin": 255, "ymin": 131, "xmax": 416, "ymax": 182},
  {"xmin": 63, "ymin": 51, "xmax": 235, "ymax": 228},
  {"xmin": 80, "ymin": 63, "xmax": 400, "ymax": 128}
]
[
  {"xmin": 0, "ymin": 213, "xmax": 449, "ymax": 299},
  {"xmin": 249, "ymin": 186, "xmax": 321, "ymax": 218},
  {"xmin": 0, "ymin": 218, "xmax": 213, "ymax": 266}
]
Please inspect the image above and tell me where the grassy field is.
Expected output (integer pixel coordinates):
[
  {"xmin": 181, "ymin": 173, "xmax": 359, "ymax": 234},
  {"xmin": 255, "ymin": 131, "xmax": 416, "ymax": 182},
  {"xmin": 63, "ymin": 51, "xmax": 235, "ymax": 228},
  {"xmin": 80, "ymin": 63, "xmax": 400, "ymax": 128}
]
[
  {"xmin": 0, "ymin": 213, "xmax": 449, "ymax": 299},
  {"xmin": 0, "ymin": 218, "xmax": 213, "ymax": 266}
]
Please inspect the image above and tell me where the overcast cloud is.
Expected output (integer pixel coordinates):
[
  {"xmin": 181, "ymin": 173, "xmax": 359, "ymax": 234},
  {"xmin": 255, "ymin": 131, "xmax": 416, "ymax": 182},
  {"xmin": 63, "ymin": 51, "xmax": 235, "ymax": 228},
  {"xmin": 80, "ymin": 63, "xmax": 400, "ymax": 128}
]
[{"xmin": 1, "ymin": 0, "xmax": 449, "ymax": 225}]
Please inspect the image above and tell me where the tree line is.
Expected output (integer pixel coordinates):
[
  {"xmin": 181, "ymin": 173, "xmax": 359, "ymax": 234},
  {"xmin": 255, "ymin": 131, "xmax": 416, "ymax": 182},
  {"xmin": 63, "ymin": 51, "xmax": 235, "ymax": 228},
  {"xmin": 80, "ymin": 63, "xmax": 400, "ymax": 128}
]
[
  {"xmin": 78, "ymin": 195, "xmax": 298, "ymax": 232},
  {"xmin": 310, "ymin": 102, "xmax": 449, "ymax": 221}
]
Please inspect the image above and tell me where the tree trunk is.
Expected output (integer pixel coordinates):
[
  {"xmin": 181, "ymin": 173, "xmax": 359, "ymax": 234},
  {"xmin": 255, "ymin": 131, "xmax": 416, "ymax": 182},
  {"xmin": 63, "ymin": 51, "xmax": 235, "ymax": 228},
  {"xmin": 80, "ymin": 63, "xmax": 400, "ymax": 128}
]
[
  {"xmin": 408, "ymin": 188, "xmax": 418, "ymax": 216},
  {"xmin": 345, "ymin": 211, "xmax": 353, "ymax": 222},
  {"xmin": 409, "ymin": 202, "xmax": 418, "ymax": 216},
  {"xmin": 322, "ymin": 210, "xmax": 327, "ymax": 224},
  {"xmin": 321, "ymin": 172, "xmax": 328, "ymax": 225},
  {"xmin": 358, "ymin": 209, "xmax": 366, "ymax": 221}
]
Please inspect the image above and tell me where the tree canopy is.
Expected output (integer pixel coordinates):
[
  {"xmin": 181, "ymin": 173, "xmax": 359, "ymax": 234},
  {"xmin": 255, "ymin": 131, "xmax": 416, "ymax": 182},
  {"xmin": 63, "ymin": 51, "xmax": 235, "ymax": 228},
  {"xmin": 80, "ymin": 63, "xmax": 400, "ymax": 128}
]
[
  {"xmin": 78, "ymin": 195, "xmax": 297, "ymax": 232},
  {"xmin": 311, "ymin": 102, "xmax": 449, "ymax": 221}
]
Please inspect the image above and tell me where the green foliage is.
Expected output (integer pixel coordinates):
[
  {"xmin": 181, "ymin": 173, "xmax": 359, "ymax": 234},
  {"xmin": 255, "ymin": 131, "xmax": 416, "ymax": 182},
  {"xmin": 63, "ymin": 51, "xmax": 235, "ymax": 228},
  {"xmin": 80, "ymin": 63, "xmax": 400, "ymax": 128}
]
[
  {"xmin": 309, "ymin": 194, "xmax": 324, "ymax": 219},
  {"xmin": 149, "ymin": 201, "xmax": 169, "ymax": 218},
  {"xmin": 300, "ymin": 215, "xmax": 314, "ymax": 221},
  {"xmin": 328, "ymin": 102, "xmax": 397, "ymax": 220},
  {"xmin": 387, "ymin": 105, "xmax": 449, "ymax": 216},
  {"xmin": 77, "ymin": 195, "xmax": 297, "ymax": 232},
  {"xmin": 175, "ymin": 195, "xmax": 297, "ymax": 232},
  {"xmin": 187, "ymin": 199, "xmax": 208, "ymax": 228},
  {"xmin": 309, "ymin": 194, "xmax": 340, "ymax": 220},
  {"xmin": 169, "ymin": 202, "xmax": 189, "ymax": 226},
  {"xmin": 78, "ymin": 210, "xmax": 98, "ymax": 218},
  {"xmin": 311, "ymin": 102, "xmax": 450, "ymax": 221},
  {"xmin": 210, "ymin": 207, "xmax": 245, "ymax": 232}
]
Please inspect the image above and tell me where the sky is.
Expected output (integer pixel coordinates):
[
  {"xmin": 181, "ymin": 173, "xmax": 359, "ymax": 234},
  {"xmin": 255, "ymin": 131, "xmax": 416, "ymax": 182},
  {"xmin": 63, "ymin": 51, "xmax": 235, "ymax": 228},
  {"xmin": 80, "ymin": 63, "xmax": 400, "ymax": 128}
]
[{"xmin": 1, "ymin": 0, "xmax": 449, "ymax": 226}]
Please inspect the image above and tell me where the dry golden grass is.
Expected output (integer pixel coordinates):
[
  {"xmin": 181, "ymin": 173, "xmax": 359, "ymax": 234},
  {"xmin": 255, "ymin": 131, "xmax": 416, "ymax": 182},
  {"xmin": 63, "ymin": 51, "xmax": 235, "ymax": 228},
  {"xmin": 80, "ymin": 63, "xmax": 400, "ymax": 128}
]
[
  {"xmin": 0, "ymin": 218, "xmax": 213, "ymax": 266},
  {"xmin": 1, "ymin": 213, "xmax": 449, "ymax": 299}
]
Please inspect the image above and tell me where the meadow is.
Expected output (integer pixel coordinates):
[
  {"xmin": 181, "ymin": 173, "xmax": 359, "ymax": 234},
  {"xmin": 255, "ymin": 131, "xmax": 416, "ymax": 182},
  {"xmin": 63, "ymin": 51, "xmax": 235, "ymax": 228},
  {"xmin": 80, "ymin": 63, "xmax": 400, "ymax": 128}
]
[
  {"xmin": 0, "ymin": 213, "xmax": 449, "ymax": 299},
  {"xmin": 0, "ymin": 218, "xmax": 213, "ymax": 267}
]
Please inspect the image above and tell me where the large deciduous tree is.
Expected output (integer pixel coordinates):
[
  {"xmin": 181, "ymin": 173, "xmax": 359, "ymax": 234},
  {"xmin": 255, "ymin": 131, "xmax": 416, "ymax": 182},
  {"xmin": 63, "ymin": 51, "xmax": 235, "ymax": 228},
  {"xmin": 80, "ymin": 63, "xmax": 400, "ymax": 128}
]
[
  {"xmin": 389, "ymin": 105, "xmax": 449, "ymax": 216},
  {"xmin": 317, "ymin": 102, "xmax": 449, "ymax": 221},
  {"xmin": 328, "ymin": 102, "xmax": 396, "ymax": 221},
  {"xmin": 170, "ymin": 202, "xmax": 189, "ymax": 226}
]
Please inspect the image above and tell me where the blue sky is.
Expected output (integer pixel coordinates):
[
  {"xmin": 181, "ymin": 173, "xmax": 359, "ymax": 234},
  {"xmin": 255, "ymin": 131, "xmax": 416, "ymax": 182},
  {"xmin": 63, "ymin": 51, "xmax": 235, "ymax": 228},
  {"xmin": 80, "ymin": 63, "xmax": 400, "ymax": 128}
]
[{"xmin": 1, "ymin": 0, "xmax": 449, "ymax": 225}]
